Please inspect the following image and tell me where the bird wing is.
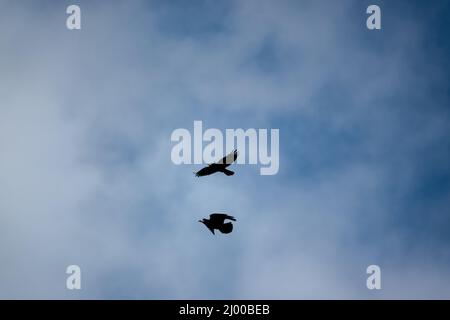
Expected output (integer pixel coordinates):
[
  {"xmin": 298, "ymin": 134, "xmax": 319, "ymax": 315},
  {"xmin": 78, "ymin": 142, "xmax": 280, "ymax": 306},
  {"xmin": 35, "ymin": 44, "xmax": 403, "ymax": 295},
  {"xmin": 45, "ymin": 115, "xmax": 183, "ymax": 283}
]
[
  {"xmin": 195, "ymin": 164, "xmax": 219, "ymax": 177},
  {"xmin": 210, "ymin": 213, "xmax": 236, "ymax": 223},
  {"xmin": 215, "ymin": 149, "xmax": 238, "ymax": 167},
  {"xmin": 209, "ymin": 213, "xmax": 226, "ymax": 223},
  {"xmin": 207, "ymin": 226, "xmax": 215, "ymax": 235},
  {"xmin": 224, "ymin": 214, "xmax": 236, "ymax": 221}
]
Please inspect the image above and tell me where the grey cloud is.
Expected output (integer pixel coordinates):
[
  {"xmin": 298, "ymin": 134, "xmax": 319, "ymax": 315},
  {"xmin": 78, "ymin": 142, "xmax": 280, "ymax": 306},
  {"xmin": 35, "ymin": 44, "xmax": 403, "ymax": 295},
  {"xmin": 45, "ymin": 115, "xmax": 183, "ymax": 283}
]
[{"xmin": 1, "ymin": 0, "xmax": 449, "ymax": 299}]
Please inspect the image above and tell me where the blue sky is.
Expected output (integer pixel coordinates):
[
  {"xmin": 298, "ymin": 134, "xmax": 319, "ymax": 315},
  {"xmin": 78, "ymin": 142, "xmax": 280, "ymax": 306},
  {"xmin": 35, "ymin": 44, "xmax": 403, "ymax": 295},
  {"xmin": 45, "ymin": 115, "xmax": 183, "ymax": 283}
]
[{"xmin": 0, "ymin": 0, "xmax": 449, "ymax": 299}]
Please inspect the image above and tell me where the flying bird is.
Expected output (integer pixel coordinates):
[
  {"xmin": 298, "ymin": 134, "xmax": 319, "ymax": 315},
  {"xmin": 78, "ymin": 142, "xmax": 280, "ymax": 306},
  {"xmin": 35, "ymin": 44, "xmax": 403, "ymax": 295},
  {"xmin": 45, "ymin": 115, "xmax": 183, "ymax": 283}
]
[
  {"xmin": 199, "ymin": 213, "xmax": 236, "ymax": 235},
  {"xmin": 195, "ymin": 149, "xmax": 238, "ymax": 177}
]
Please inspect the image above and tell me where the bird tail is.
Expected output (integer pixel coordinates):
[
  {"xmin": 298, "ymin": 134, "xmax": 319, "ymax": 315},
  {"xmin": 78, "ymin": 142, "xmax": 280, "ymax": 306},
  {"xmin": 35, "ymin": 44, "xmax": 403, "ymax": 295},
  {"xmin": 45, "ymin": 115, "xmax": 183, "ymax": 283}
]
[
  {"xmin": 219, "ymin": 222, "xmax": 233, "ymax": 234},
  {"xmin": 222, "ymin": 168, "xmax": 235, "ymax": 176}
]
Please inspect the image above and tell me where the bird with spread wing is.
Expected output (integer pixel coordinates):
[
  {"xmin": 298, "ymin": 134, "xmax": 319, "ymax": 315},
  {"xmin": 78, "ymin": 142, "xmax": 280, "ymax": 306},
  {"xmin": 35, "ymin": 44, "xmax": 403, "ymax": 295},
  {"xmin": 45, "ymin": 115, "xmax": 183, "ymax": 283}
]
[
  {"xmin": 199, "ymin": 213, "xmax": 237, "ymax": 235},
  {"xmin": 194, "ymin": 149, "xmax": 238, "ymax": 177}
]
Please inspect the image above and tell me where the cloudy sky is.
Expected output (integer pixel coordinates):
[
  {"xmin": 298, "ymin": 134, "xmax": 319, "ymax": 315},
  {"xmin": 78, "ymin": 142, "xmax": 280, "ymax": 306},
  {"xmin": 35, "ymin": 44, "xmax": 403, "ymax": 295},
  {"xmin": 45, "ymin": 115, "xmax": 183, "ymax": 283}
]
[{"xmin": 1, "ymin": 0, "xmax": 449, "ymax": 299}]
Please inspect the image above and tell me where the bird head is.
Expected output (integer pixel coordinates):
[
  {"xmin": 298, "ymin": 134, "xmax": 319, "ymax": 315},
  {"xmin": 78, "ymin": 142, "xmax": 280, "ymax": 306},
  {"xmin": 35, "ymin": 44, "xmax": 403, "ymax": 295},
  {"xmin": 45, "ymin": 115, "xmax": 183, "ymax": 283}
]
[{"xmin": 199, "ymin": 218, "xmax": 211, "ymax": 226}]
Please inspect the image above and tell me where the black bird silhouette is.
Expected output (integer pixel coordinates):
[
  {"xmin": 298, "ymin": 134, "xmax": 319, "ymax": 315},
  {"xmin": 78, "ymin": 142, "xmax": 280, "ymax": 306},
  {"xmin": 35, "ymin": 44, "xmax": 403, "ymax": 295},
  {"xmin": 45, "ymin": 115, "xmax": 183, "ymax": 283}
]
[
  {"xmin": 195, "ymin": 150, "xmax": 238, "ymax": 177},
  {"xmin": 199, "ymin": 213, "xmax": 236, "ymax": 235}
]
